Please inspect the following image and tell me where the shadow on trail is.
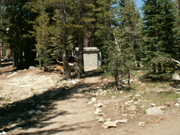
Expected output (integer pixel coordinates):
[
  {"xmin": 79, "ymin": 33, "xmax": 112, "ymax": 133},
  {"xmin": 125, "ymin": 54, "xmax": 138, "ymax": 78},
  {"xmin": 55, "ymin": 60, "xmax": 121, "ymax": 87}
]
[
  {"xmin": 0, "ymin": 70, "xmax": 103, "ymax": 134},
  {"xmin": 17, "ymin": 120, "xmax": 96, "ymax": 135}
]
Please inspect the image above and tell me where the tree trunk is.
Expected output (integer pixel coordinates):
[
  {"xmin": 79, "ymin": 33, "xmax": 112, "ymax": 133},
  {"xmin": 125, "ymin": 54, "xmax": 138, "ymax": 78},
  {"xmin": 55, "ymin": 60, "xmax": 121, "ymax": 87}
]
[
  {"xmin": 62, "ymin": 42, "xmax": 71, "ymax": 79},
  {"xmin": 38, "ymin": 48, "xmax": 42, "ymax": 70},
  {"xmin": 0, "ymin": 44, "xmax": 1, "ymax": 67},
  {"xmin": 62, "ymin": 4, "xmax": 71, "ymax": 79},
  {"xmin": 115, "ymin": 71, "xmax": 121, "ymax": 87},
  {"xmin": 0, "ymin": 53, "xmax": 1, "ymax": 67},
  {"xmin": 127, "ymin": 67, "xmax": 131, "ymax": 86},
  {"xmin": 39, "ymin": 59, "xmax": 42, "ymax": 70},
  {"xmin": 77, "ymin": 32, "xmax": 85, "ymax": 78},
  {"xmin": 12, "ymin": 52, "xmax": 17, "ymax": 68}
]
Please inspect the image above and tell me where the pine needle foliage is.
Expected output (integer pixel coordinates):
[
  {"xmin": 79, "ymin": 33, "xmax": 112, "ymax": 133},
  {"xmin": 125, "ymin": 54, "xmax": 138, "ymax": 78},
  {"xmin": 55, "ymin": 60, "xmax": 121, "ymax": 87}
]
[{"xmin": 140, "ymin": 0, "xmax": 177, "ymax": 80}]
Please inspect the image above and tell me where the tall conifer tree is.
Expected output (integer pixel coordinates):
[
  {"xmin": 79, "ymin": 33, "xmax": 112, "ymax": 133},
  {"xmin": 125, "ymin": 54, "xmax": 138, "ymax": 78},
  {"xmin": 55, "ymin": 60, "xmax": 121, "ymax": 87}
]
[{"xmin": 141, "ymin": 0, "xmax": 176, "ymax": 79}]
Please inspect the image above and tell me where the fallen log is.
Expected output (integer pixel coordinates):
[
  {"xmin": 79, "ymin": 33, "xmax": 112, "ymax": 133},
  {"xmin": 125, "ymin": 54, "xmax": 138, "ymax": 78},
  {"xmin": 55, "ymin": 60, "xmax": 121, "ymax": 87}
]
[{"xmin": 56, "ymin": 59, "xmax": 75, "ymax": 67}]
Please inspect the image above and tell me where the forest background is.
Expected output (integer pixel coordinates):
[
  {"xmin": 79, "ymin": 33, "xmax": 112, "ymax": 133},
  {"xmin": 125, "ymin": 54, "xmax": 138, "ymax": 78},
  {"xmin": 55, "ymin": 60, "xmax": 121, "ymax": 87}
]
[{"xmin": 0, "ymin": 0, "xmax": 180, "ymax": 88}]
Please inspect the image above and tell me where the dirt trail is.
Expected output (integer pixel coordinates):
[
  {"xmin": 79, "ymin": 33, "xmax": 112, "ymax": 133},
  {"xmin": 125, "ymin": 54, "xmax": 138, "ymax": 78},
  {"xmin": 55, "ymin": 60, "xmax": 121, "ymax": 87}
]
[{"xmin": 0, "ymin": 67, "xmax": 180, "ymax": 135}]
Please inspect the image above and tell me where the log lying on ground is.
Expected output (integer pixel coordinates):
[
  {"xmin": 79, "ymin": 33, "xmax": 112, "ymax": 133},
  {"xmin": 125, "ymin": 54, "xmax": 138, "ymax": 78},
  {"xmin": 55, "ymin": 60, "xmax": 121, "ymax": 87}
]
[{"xmin": 56, "ymin": 59, "xmax": 75, "ymax": 67}]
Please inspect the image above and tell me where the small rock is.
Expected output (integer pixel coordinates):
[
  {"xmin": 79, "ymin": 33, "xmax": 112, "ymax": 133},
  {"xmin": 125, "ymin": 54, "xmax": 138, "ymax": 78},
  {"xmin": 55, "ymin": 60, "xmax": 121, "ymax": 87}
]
[
  {"xmin": 28, "ymin": 110, "xmax": 35, "ymax": 115},
  {"xmin": 164, "ymin": 102, "xmax": 171, "ymax": 107},
  {"xmin": 29, "ymin": 66, "xmax": 36, "ymax": 69},
  {"xmin": 88, "ymin": 101, "xmax": 93, "ymax": 104},
  {"xmin": 135, "ymin": 94, "xmax": 141, "ymax": 97},
  {"xmin": 102, "ymin": 121, "xmax": 117, "ymax": 129},
  {"xmin": 111, "ymin": 96, "xmax": 116, "ymax": 99},
  {"xmin": 1, "ymin": 131, "xmax": 7, "ymax": 134},
  {"xmin": 120, "ymin": 91, "xmax": 123, "ymax": 94},
  {"xmin": 99, "ymin": 117, "xmax": 105, "ymax": 122},
  {"xmin": 127, "ymin": 105, "xmax": 137, "ymax": 111},
  {"xmin": 130, "ymin": 114, "xmax": 135, "ymax": 118},
  {"xmin": 106, "ymin": 118, "xmax": 111, "ymax": 122},
  {"xmin": 124, "ymin": 102, "xmax": 128, "ymax": 105},
  {"xmin": 175, "ymin": 103, "xmax": 179, "ymax": 107},
  {"xmin": 16, "ymin": 127, "xmax": 22, "ymax": 130},
  {"xmin": 146, "ymin": 107, "xmax": 163, "ymax": 115},
  {"xmin": 17, "ymin": 118, "xmax": 23, "ymax": 123},
  {"xmin": 158, "ymin": 106, "xmax": 165, "ymax": 109},
  {"xmin": 98, "ymin": 113, "xmax": 106, "ymax": 118},
  {"xmin": 177, "ymin": 98, "xmax": 180, "ymax": 103},
  {"xmin": 176, "ymin": 89, "xmax": 180, "ymax": 93},
  {"xmin": 134, "ymin": 101, "xmax": 139, "ymax": 104},
  {"xmin": 172, "ymin": 71, "xmax": 180, "ymax": 80},
  {"xmin": 115, "ymin": 119, "xmax": 128, "ymax": 124},
  {"xmin": 36, "ymin": 110, "xmax": 42, "ymax": 115},
  {"xmin": 128, "ymin": 100, "xmax": 134, "ymax": 103},
  {"xmin": 94, "ymin": 103, "xmax": 103, "ymax": 108},
  {"xmin": 94, "ymin": 108, "xmax": 101, "ymax": 115},
  {"xmin": 122, "ymin": 113, "xmax": 128, "ymax": 117},
  {"xmin": 39, "ymin": 105, "xmax": 46, "ymax": 109},
  {"xmin": 138, "ymin": 122, "xmax": 145, "ymax": 126},
  {"xmin": 151, "ymin": 103, "xmax": 156, "ymax": 107},
  {"xmin": 92, "ymin": 97, "xmax": 96, "ymax": 102}
]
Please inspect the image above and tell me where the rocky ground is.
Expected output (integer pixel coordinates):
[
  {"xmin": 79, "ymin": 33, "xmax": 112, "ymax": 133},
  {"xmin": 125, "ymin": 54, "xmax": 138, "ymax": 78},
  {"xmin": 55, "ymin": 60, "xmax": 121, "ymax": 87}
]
[{"xmin": 0, "ymin": 63, "xmax": 180, "ymax": 135}]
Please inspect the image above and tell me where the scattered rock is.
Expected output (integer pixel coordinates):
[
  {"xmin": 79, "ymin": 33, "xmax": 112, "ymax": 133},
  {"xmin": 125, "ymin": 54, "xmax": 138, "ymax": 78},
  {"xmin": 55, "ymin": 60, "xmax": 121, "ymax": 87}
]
[
  {"xmin": 92, "ymin": 97, "xmax": 96, "ymax": 102},
  {"xmin": 88, "ymin": 97, "xmax": 96, "ymax": 104},
  {"xmin": 130, "ymin": 114, "xmax": 135, "ymax": 118},
  {"xmin": 172, "ymin": 71, "xmax": 180, "ymax": 80},
  {"xmin": 99, "ymin": 117, "xmax": 105, "ymax": 122},
  {"xmin": 106, "ymin": 118, "xmax": 111, "ymax": 122},
  {"xmin": 39, "ymin": 105, "xmax": 46, "ymax": 109},
  {"xmin": 138, "ymin": 122, "xmax": 145, "ymax": 126},
  {"xmin": 94, "ymin": 103, "xmax": 103, "ymax": 108},
  {"xmin": 158, "ymin": 106, "xmax": 165, "ymax": 109},
  {"xmin": 146, "ymin": 107, "xmax": 163, "ymax": 115},
  {"xmin": 111, "ymin": 96, "xmax": 116, "ymax": 99},
  {"xmin": 36, "ymin": 110, "xmax": 42, "ymax": 115},
  {"xmin": 94, "ymin": 108, "xmax": 101, "ymax": 115},
  {"xmin": 28, "ymin": 110, "xmax": 35, "ymax": 115},
  {"xmin": 164, "ymin": 102, "xmax": 171, "ymax": 107},
  {"xmin": 102, "ymin": 121, "xmax": 117, "ymax": 129},
  {"xmin": 1, "ymin": 131, "xmax": 7, "ymax": 134},
  {"xmin": 16, "ymin": 118, "xmax": 23, "ymax": 123},
  {"xmin": 127, "ymin": 105, "xmax": 137, "ymax": 111},
  {"xmin": 151, "ymin": 103, "xmax": 156, "ymax": 107},
  {"xmin": 98, "ymin": 113, "xmax": 106, "ymax": 118},
  {"xmin": 175, "ymin": 103, "xmax": 179, "ymax": 107},
  {"xmin": 115, "ymin": 119, "xmax": 128, "ymax": 124},
  {"xmin": 176, "ymin": 89, "xmax": 180, "ymax": 93},
  {"xmin": 122, "ymin": 113, "xmax": 128, "ymax": 117},
  {"xmin": 29, "ymin": 66, "xmax": 36, "ymax": 69},
  {"xmin": 135, "ymin": 94, "xmax": 141, "ymax": 97},
  {"xmin": 177, "ymin": 98, "xmax": 180, "ymax": 103},
  {"xmin": 134, "ymin": 101, "xmax": 139, "ymax": 104}
]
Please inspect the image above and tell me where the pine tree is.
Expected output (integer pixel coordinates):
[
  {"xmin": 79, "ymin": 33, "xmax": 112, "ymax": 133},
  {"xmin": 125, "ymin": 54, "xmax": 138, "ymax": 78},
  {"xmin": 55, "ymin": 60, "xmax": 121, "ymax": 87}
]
[
  {"xmin": 141, "ymin": 0, "xmax": 176, "ymax": 79},
  {"xmin": 174, "ymin": 0, "xmax": 180, "ymax": 60},
  {"xmin": 28, "ymin": 0, "xmax": 51, "ymax": 71},
  {"xmin": 1, "ymin": 0, "xmax": 37, "ymax": 69},
  {"xmin": 49, "ymin": 0, "xmax": 72, "ymax": 79},
  {"xmin": 71, "ymin": 0, "xmax": 96, "ymax": 78},
  {"xmin": 95, "ymin": 0, "xmax": 138, "ymax": 87}
]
